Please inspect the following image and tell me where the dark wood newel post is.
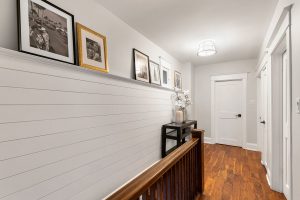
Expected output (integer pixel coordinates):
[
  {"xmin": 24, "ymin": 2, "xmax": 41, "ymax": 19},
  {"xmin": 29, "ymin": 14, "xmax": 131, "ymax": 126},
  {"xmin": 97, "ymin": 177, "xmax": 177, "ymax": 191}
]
[{"xmin": 192, "ymin": 129, "xmax": 205, "ymax": 194}]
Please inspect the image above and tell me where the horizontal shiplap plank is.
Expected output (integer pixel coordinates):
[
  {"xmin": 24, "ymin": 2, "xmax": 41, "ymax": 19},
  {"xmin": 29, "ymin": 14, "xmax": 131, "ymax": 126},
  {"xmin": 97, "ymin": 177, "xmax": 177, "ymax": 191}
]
[
  {"xmin": 0, "ymin": 104, "xmax": 171, "ymax": 124},
  {"xmin": 0, "ymin": 135, "xmax": 160, "ymax": 200},
  {"xmin": 0, "ymin": 87, "xmax": 170, "ymax": 105},
  {"xmin": 0, "ymin": 110, "xmax": 172, "ymax": 142},
  {"xmin": 0, "ymin": 68, "xmax": 170, "ymax": 100}
]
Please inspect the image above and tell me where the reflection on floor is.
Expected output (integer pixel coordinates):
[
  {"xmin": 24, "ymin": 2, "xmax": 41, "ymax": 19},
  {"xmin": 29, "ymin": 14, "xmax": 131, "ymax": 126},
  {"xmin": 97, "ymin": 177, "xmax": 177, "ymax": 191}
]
[{"xmin": 196, "ymin": 144, "xmax": 286, "ymax": 200}]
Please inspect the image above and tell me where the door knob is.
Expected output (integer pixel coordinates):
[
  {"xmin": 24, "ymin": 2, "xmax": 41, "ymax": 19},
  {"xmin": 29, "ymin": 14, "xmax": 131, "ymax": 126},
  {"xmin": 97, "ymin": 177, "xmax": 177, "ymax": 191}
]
[
  {"xmin": 236, "ymin": 114, "xmax": 242, "ymax": 118},
  {"xmin": 260, "ymin": 120, "xmax": 266, "ymax": 124}
]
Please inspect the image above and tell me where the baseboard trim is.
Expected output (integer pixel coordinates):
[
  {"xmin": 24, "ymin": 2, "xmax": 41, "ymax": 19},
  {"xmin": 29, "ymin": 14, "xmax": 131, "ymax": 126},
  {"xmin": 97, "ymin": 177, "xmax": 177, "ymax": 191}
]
[
  {"xmin": 204, "ymin": 137, "xmax": 215, "ymax": 144},
  {"xmin": 204, "ymin": 138, "xmax": 259, "ymax": 152},
  {"xmin": 266, "ymin": 173, "xmax": 271, "ymax": 187},
  {"xmin": 244, "ymin": 143, "xmax": 259, "ymax": 151}
]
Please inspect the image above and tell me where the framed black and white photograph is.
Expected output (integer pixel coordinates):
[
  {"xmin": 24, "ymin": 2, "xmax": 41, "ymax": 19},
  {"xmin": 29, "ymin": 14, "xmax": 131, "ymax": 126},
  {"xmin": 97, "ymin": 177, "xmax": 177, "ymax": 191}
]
[
  {"xmin": 133, "ymin": 49, "xmax": 150, "ymax": 83},
  {"xmin": 149, "ymin": 61, "xmax": 161, "ymax": 85},
  {"xmin": 77, "ymin": 23, "xmax": 108, "ymax": 73},
  {"xmin": 18, "ymin": 0, "xmax": 75, "ymax": 64},
  {"xmin": 174, "ymin": 71, "xmax": 182, "ymax": 90},
  {"xmin": 161, "ymin": 65, "xmax": 171, "ymax": 88},
  {"xmin": 160, "ymin": 57, "xmax": 171, "ymax": 88}
]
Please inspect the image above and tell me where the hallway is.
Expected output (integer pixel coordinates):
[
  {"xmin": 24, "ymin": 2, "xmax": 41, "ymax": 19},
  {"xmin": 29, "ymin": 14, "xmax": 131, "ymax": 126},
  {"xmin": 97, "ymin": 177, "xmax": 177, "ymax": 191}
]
[{"xmin": 197, "ymin": 144, "xmax": 286, "ymax": 200}]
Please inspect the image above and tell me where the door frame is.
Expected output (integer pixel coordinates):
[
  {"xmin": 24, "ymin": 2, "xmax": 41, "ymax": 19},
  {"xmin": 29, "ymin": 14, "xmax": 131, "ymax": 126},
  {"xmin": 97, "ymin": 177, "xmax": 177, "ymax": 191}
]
[
  {"xmin": 211, "ymin": 73, "xmax": 248, "ymax": 148},
  {"xmin": 256, "ymin": 6, "xmax": 292, "ymax": 198},
  {"xmin": 282, "ymin": 49, "xmax": 291, "ymax": 200}
]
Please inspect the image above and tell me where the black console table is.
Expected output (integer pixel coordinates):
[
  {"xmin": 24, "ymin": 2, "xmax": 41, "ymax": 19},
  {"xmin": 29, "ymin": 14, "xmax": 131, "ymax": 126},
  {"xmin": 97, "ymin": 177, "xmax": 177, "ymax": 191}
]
[{"xmin": 161, "ymin": 120, "xmax": 197, "ymax": 158}]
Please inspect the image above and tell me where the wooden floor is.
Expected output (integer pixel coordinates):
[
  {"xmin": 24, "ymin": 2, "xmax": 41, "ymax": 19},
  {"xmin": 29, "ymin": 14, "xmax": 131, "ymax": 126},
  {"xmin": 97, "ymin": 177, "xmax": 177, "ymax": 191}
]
[{"xmin": 197, "ymin": 144, "xmax": 286, "ymax": 200}]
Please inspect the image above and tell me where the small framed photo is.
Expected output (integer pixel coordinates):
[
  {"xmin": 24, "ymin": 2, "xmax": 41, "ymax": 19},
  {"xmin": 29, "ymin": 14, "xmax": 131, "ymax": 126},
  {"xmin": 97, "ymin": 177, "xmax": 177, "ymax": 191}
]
[
  {"xmin": 174, "ymin": 71, "xmax": 182, "ymax": 90},
  {"xmin": 18, "ymin": 0, "xmax": 75, "ymax": 64},
  {"xmin": 133, "ymin": 49, "xmax": 150, "ymax": 83},
  {"xmin": 149, "ymin": 61, "xmax": 161, "ymax": 85},
  {"xmin": 161, "ymin": 65, "xmax": 171, "ymax": 88},
  {"xmin": 77, "ymin": 23, "xmax": 109, "ymax": 73}
]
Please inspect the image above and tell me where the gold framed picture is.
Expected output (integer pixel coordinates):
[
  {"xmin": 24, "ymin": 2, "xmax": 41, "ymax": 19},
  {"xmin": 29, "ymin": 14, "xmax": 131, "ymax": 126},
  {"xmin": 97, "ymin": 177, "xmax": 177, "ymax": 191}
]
[{"xmin": 76, "ymin": 23, "xmax": 108, "ymax": 73}]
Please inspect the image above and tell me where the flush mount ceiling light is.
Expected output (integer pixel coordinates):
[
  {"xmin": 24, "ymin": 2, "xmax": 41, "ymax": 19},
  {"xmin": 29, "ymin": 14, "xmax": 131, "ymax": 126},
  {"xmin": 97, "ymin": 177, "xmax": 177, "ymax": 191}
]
[{"xmin": 197, "ymin": 39, "xmax": 217, "ymax": 57}]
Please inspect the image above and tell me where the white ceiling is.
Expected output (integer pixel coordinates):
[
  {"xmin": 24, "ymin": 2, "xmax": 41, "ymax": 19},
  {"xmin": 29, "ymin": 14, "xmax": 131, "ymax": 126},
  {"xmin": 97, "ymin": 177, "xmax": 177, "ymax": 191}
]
[{"xmin": 96, "ymin": 0, "xmax": 278, "ymax": 66}]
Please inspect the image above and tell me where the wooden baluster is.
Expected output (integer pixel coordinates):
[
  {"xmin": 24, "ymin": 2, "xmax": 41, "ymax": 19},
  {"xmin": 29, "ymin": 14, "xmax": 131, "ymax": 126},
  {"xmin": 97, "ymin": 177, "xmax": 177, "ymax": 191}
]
[
  {"xmin": 171, "ymin": 167, "xmax": 174, "ymax": 200},
  {"xmin": 183, "ymin": 156, "xmax": 186, "ymax": 200},
  {"xmin": 155, "ymin": 182, "xmax": 159, "ymax": 200},
  {"xmin": 192, "ymin": 148, "xmax": 195, "ymax": 198},
  {"xmin": 175, "ymin": 164, "xmax": 180, "ymax": 200},
  {"xmin": 188, "ymin": 151, "xmax": 191, "ymax": 200},
  {"xmin": 179, "ymin": 159, "xmax": 183, "ymax": 200},
  {"xmin": 165, "ymin": 173, "xmax": 169, "ymax": 200},
  {"xmin": 146, "ymin": 188, "xmax": 151, "ymax": 200},
  {"xmin": 150, "ymin": 184, "xmax": 156, "ymax": 200},
  {"xmin": 192, "ymin": 129, "xmax": 205, "ymax": 194},
  {"xmin": 189, "ymin": 151, "xmax": 193, "ymax": 199},
  {"xmin": 192, "ymin": 149, "xmax": 195, "ymax": 198},
  {"xmin": 185, "ymin": 155, "xmax": 188, "ymax": 200},
  {"xmin": 160, "ymin": 177, "xmax": 163, "ymax": 200},
  {"xmin": 170, "ymin": 168, "xmax": 173, "ymax": 200}
]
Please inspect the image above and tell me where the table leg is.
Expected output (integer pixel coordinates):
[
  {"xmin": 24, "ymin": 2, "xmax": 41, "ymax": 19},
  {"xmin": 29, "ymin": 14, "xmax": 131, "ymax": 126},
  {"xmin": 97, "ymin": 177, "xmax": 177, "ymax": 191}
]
[
  {"xmin": 161, "ymin": 127, "xmax": 167, "ymax": 158},
  {"xmin": 177, "ymin": 128, "xmax": 182, "ymax": 148}
]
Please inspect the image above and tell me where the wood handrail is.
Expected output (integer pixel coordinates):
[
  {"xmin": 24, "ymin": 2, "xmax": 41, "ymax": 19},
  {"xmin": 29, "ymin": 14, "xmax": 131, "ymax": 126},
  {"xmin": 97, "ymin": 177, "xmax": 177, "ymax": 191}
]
[{"xmin": 106, "ymin": 129, "xmax": 205, "ymax": 200}]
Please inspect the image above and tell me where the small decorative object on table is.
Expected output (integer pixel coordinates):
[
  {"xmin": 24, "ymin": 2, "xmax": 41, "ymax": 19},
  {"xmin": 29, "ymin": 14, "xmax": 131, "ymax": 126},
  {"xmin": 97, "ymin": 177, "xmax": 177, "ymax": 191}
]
[{"xmin": 172, "ymin": 89, "xmax": 192, "ymax": 123}]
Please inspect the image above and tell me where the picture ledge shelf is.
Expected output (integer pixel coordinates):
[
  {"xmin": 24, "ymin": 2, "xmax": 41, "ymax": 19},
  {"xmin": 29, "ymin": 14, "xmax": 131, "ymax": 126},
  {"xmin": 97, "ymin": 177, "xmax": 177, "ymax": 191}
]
[{"xmin": 0, "ymin": 47, "xmax": 174, "ymax": 92}]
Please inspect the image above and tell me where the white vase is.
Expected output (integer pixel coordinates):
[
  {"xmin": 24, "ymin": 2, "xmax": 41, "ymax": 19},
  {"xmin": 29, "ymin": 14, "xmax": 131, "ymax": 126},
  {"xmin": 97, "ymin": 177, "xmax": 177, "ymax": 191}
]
[{"xmin": 175, "ymin": 110, "xmax": 184, "ymax": 124}]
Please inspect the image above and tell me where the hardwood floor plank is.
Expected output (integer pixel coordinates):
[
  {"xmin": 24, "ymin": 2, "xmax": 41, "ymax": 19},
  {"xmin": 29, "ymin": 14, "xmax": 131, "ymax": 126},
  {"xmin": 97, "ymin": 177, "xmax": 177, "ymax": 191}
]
[{"xmin": 197, "ymin": 144, "xmax": 286, "ymax": 200}]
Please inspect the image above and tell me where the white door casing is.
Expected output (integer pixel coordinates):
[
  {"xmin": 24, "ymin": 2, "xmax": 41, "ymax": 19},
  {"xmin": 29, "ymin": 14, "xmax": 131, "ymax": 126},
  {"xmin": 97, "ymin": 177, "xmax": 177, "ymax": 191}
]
[
  {"xmin": 211, "ymin": 73, "xmax": 247, "ymax": 148},
  {"xmin": 282, "ymin": 50, "xmax": 291, "ymax": 200},
  {"xmin": 261, "ymin": 67, "xmax": 269, "ymax": 169}
]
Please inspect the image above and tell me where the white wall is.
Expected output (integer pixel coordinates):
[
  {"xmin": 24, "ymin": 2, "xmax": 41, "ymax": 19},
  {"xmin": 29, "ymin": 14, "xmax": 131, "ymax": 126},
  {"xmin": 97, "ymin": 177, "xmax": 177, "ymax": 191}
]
[
  {"xmin": 0, "ymin": 0, "xmax": 182, "ymax": 80},
  {"xmin": 291, "ymin": 1, "xmax": 300, "ymax": 199},
  {"xmin": 0, "ymin": 48, "xmax": 175, "ymax": 200},
  {"xmin": 194, "ymin": 59, "xmax": 258, "ymax": 145},
  {"xmin": 181, "ymin": 62, "xmax": 194, "ymax": 119}
]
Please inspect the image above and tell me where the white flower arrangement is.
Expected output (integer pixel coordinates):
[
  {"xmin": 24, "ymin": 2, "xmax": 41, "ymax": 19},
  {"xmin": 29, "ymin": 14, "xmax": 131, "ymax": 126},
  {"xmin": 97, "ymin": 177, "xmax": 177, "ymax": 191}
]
[{"xmin": 172, "ymin": 89, "xmax": 192, "ymax": 111}]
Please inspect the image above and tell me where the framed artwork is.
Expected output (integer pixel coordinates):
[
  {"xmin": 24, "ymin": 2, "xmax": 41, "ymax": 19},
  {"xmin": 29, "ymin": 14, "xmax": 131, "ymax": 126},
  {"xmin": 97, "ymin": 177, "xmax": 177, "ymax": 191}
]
[
  {"xmin": 77, "ymin": 23, "xmax": 109, "ymax": 73},
  {"xmin": 133, "ymin": 49, "xmax": 150, "ymax": 83},
  {"xmin": 149, "ymin": 61, "xmax": 161, "ymax": 85},
  {"xmin": 174, "ymin": 71, "xmax": 182, "ymax": 90},
  {"xmin": 161, "ymin": 65, "xmax": 171, "ymax": 88},
  {"xmin": 17, "ymin": 0, "xmax": 75, "ymax": 64},
  {"xmin": 160, "ymin": 57, "xmax": 171, "ymax": 88}
]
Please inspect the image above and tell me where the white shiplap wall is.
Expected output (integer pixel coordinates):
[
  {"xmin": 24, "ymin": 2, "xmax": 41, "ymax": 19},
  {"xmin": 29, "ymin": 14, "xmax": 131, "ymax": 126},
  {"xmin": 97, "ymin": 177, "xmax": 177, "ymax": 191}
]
[{"xmin": 0, "ymin": 48, "xmax": 175, "ymax": 200}]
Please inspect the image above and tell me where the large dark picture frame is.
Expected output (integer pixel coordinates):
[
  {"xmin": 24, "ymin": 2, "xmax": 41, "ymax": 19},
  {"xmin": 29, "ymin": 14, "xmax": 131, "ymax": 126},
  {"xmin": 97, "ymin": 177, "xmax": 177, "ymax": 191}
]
[
  {"xmin": 17, "ymin": 0, "xmax": 76, "ymax": 64},
  {"xmin": 133, "ymin": 49, "xmax": 150, "ymax": 83}
]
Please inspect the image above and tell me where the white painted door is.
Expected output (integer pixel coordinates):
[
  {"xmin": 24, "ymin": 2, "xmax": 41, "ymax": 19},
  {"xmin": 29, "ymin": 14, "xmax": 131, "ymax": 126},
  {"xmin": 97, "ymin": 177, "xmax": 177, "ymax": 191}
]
[
  {"xmin": 282, "ymin": 51, "xmax": 291, "ymax": 199},
  {"xmin": 261, "ymin": 68, "xmax": 268, "ymax": 167},
  {"xmin": 215, "ymin": 80, "xmax": 243, "ymax": 147}
]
